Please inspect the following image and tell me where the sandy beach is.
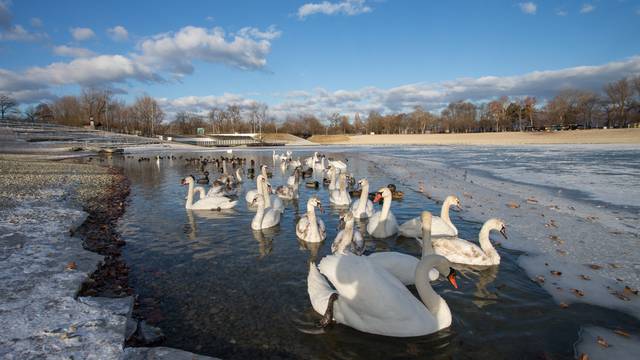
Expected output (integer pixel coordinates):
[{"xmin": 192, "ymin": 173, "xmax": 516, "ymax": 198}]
[{"xmin": 309, "ymin": 128, "xmax": 640, "ymax": 145}]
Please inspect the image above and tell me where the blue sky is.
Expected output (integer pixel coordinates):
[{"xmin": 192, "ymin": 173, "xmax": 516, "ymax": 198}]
[{"xmin": 1, "ymin": 0, "xmax": 640, "ymax": 119}]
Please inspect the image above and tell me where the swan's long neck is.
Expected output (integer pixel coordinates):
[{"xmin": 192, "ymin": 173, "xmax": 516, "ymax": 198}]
[
  {"xmin": 307, "ymin": 205, "xmax": 320, "ymax": 239},
  {"xmin": 440, "ymin": 197, "xmax": 454, "ymax": 228},
  {"xmin": 421, "ymin": 218, "xmax": 434, "ymax": 258},
  {"xmin": 186, "ymin": 181, "xmax": 194, "ymax": 209},
  {"xmin": 236, "ymin": 168, "xmax": 242, "ymax": 182},
  {"xmin": 357, "ymin": 182, "xmax": 369, "ymax": 213},
  {"xmin": 261, "ymin": 180, "xmax": 272, "ymax": 208},
  {"xmin": 336, "ymin": 219, "xmax": 354, "ymax": 253},
  {"xmin": 261, "ymin": 166, "xmax": 267, "ymax": 178},
  {"xmin": 223, "ymin": 160, "xmax": 228, "ymax": 175},
  {"xmin": 478, "ymin": 221, "xmax": 500, "ymax": 261},
  {"xmin": 415, "ymin": 257, "xmax": 452, "ymax": 330},
  {"xmin": 252, "ymin": 200, "xmax": 265, "ymax": 229},
  {"xmin": 380, "ymin": 194, "xmax": 391, "ymax": 221}
]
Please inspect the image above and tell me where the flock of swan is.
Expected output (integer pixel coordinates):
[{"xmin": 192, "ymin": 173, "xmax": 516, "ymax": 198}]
[{"xmin": 179, "ymin": 150, "xmax": 508, "ymax": 338}]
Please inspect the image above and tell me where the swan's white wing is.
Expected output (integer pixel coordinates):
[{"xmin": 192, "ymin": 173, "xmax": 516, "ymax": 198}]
[
  {"xmin": 262, "ymin": 208, "xmax": 281, "ymax": 228},
  {"xmin": 366, "ymin": 252, "xmax": 419, "ymax": 285},
  {"xmin": 245, "ymin": 189, "xmax": 258, "ymax": 203},
  {"xmin": 367, "ymin": 252, "xmax": 439, "ymax": 284},
  {"xmin": 366, "ymin": 211, "xmax": 381, "ymax": 235},
  {"xmin": 296, "ymin": 216, "xmax": 310, "ymax": 238},
  {"xmin": 308, "ymin": 263, "xmax": 337, "ymax": 316},
  {"xmin": 367, "ymin": 211, "xmax": 399, "ymax": 238},
  {"xmin": 432, "ymin": 238, "xmax": 491, "ymax": 266},
  {"xmin": 318, "ymin": 254, "xmax": 437, "ymax": 337},
  {"xmin": 191, "ymin": 196, "xmax": 236, "ymax": 210},
  {"xmin": 399, "ymin": 217, "xmax": 421, "ymax": 238},
  {"xmin": 431, "ymin": 216, "xmax": 457, "ymax": 237}
]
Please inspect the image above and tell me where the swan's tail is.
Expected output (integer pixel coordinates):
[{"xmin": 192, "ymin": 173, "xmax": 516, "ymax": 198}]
[{"xmin": 307, "ymin": 262, "xmax": 336, "ymax": 316}]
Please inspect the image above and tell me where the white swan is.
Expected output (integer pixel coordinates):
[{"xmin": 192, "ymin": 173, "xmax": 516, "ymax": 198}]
[
  {"xmin": 424, "ymin": 218, "xmax": 507, "ymax": 266},
  {"xmin": 305, "ymin": 152, "xmax": 318, "ymax": 167},
  {"xmin": 326, "ymin": 166, "xmax": 338, "ymax": 191},
  {"xmin": 307, "ymin": 252, "xmax": 459, "ymax": 337},
  {"xmin": 276, "ymin": 168, "xmax": 300, "ymax": 200},
  {"xmin": 250, "ymin": 193, "xmax": 281, "ymax": 230},
  {"xmin": 244, "ymin": 171, "xmax": 265, "ymax": 203},
  {"xmin": 181, "ymin": 176, "xmax": 237, "ymax": 210},
  {"xmin": 331, "ymin": 212, "xmax": 364, "ymax": 255},
  {"xmin": 350, "ymin": 178, "xmax": 374, "ymax": 219},
  {"xmin": 368, "ymin": 211, "xmax": 439, "ymax": 285},
  {"xmin": 366, "ymin": 187, "xmax": 399, "ymax": 238},
  {"xmin": 399, "ymin": 195, "xmax": 461, "ymax": 238},
  {"xmin": 329, "ymin": 173, "xmax": 351, "ymax": 206},
  {"xmin": 296, "ymin": 197, "xmax": 327, "ymax": 243},
  {"xmin": 328, "ymin": 159, "xmax": 347, "ymax": 171}
]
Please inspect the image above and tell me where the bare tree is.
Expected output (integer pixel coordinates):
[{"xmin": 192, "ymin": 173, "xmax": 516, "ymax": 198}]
[
  {"xmin": 0, "ymin": 94, "xmax": 18, "ymax": 120},
  {"xmin": 605, "ymin": 78, "xmax": 632, "ymax": 127},
  {"xmin": 23, "ymin": 106, "xmax": 38, "ymax": 122}
]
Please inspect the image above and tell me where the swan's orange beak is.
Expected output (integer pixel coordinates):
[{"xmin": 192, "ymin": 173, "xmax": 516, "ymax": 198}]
[
  {"xmin": 373, "ymin": 193, "xmax": 383, "ymax": 203},
  {"xmin": 447, "ymin": 268, "xmax": 458, "ymax": 289}
]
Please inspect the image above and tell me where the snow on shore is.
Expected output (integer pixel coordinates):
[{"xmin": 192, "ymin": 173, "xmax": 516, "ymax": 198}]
[{"xmin": 361, "ymin": 146, "xmax": 640, "ymax": 357}]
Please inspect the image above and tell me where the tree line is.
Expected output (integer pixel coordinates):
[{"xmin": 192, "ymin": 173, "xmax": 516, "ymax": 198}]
[{"xmin": 1, "ymin": 76, "xmax": 639, "ymax": 137}]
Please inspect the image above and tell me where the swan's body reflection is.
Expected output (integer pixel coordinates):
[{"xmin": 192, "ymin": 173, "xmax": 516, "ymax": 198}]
[{"xmin": 252, "ymin": 228, "xmax": 276, "ymax": 258}]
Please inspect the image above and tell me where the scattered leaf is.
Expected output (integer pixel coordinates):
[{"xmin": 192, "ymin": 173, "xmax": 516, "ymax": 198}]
[
  {"xmin": 609, "ymin": 263, "xmax": 621, "ymax": 269},
  {"xmin": 580, "ymin": 274, "xmax": 591, "ymax": 281},
  {"xmin": 506, "ymin": 202, "xmax": 520, "ymax": 209},
  {"xmin": 556, "ymin": 249, "xmax": 567, "ymax": 256},
  {"xmin": 623, "ymin": 286, "xmax": 638, "ymax": 296},
  {"xmin": 613, "ymin": 329, "xmax": 630, "ymax": 338},
  {"xmin": 559, "ymin": 302, "xmax": 569, "ymax": 309},
  {"xmin": 550, "ymin": 270, "xmax": 562, "ymax": 276},
  {"xmin": 612, "ymin": 291, "xmax": 631, "ymax": 301},
  {"xmin": 534, "ymin": 275, "xmax": 545, "ymax": 284},
  {"xmin": 66, "ymin": 262, "xmax": 77, "ymax": 270},
  {"xmin": 578, "ymin": 353, "xmax": 589, "ymax": 360},
  {"xmin": 571, "ymin": 288, "xmax": 585, "ymax": 297},
  {"xmin": 588, "ymin": 264, "xmax": 602, "ymax": 270},
  {"xmin": 526, "ymin": 197, "xmax": 538, "ymax": 204},
  {"xmin": 596, "ymin": 336, "xmax": 609, "ymax": 348}
]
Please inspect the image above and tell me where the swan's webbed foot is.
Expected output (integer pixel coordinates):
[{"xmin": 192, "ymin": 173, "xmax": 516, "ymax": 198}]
[{"xmin": 319, "ymin": 292, "xmax": 338, "ymax": 328}]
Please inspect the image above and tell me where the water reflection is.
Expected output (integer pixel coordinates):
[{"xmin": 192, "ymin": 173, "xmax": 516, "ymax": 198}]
[{"xmin": 113, "ymin": 149, "xmax": 640, "ymax": 360}]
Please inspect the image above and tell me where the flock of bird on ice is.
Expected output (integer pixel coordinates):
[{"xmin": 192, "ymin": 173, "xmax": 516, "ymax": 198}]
[{"xmin": 179, "ymin": 150, "xmax": 508, "ymax": 338}]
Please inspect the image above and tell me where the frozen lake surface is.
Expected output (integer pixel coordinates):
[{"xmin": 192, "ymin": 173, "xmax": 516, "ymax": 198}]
[{"xmin": 110, "ymin": 145, "xmax": 640, "ymax": 359}]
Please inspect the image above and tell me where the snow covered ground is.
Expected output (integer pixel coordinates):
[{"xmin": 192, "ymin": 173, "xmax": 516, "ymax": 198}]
[{"xmin": 357, "ymin": 145, "xmax": 640, "ymax": 359}]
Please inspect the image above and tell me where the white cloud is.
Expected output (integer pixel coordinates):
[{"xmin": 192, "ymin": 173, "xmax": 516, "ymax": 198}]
[
  {"xmin": 30, "ymin": 17, "xmax": 42, "ymax": 27},
  {"xmin": 0, "ymin": 2, "xmax": 47, "ymax": 41},
  {"xmin": 107, "ymin": 25, "xmax": 128, "ymax": 41},
  {"xmin": 556, "ymin": 9, "xmax": 568, "ymax": 16},
  {"xmin": 136, "ymin": 25, "xmax": 281, "ymax": 73},
  {"xmin": 0, "ymin": 24, "xmax": 47, "ymax": 41},
  {"xmin": 70, "ymin": 27, "xmax": 95, "ymax": 41},
  {"xmin": 0, "ymin": 24, "xmax": 281, "ymax": 103},
  {"xmin": 580, "ymin": 4, "xmax": 595, "ymax": 14},
  {"xmin": 162, "ymin": 56, "xmax": 640, "ymax": 120},
  {"xmin": 53, "ymin": 45, "xmax": 95, "ymax": 58},
  {"xmin": 519, "ymin": 2, "xmax": 537, "ymax": 15},
  {"xmin": 298, "ymin": 0, "xmax": 372, "ymax": 19}
]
